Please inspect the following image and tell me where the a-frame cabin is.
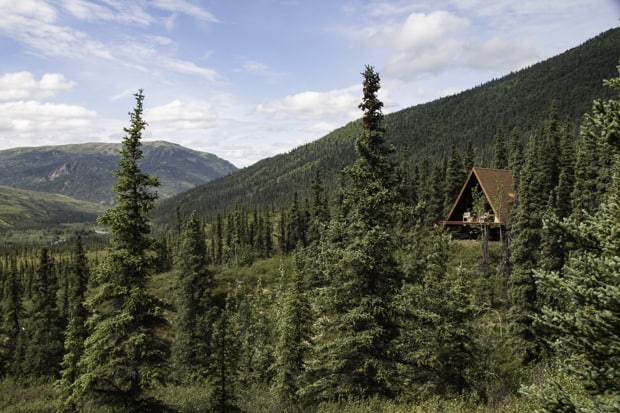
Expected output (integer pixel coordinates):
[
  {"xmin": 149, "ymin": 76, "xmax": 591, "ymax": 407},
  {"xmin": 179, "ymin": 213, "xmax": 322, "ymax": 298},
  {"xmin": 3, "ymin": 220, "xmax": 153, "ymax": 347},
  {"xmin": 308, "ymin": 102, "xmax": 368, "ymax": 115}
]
[{"xmin": 441, "ymin": 167, "xmax": 515, "ymax": 227}]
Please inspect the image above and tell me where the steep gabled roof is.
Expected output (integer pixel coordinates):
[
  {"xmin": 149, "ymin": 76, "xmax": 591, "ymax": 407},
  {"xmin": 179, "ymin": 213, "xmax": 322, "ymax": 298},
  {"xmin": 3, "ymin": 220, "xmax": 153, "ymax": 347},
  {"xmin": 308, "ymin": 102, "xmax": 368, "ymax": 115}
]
[{"xmin": 443, "ymin": 167, "xmax": 515, "ymax": 226}]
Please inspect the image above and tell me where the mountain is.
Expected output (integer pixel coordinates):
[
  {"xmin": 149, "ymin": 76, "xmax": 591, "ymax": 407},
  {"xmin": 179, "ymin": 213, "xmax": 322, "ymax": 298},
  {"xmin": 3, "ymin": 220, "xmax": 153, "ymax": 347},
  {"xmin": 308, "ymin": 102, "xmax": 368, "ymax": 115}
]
[
  {"xmin": 0, "ymin": 185, "xmax": 105, "ymax": 229},
  {"xmin": 0, "ymin": 141, "xmax": 237, "ymax": 205},
  {"xmin": 154, "ymin": 28, "xmax": 620, "ymax": 225}
]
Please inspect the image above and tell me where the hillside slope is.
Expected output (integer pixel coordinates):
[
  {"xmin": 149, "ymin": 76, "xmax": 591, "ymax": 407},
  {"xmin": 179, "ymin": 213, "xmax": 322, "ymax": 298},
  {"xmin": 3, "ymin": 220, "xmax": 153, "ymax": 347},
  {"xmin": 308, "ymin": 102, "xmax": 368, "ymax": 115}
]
[
  {"xmin": 0, "ymin": 140, "xmax": 237, "ymax": 205},
  {"xmin": 154, "ymin": 28, "xmax": 620, "ymax": 225},
  {"xmin": 0, "ymin": 185, "xmax": 105, "ymax": 229}
]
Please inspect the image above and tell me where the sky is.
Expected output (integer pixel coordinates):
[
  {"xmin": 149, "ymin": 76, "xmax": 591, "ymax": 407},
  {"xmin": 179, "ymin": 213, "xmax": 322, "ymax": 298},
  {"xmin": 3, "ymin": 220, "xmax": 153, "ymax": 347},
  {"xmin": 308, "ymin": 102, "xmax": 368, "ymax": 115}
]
[{"xmin": 0, "ymin": 1, "xmax": 618, "ymax": 167}]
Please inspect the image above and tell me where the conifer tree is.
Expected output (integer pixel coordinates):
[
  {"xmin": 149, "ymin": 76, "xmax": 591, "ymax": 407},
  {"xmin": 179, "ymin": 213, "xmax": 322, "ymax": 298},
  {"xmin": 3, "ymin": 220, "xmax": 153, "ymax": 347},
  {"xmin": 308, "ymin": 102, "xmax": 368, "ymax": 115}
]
[
  {"xmin": 508, "ymin": 136, "xmax": 546, "ymax": 364},
  {"xmin": 1, "ymin": 256, "xmax": 22, "ymax": 376},
  {"xmin": 508, "ymin": 128, "xmax": 524, "ymax": 185},
  {"xmin": 398, "ymin": 228, "xmax": 476, "ymax": 397},
  {"xmin": 307, "ymin": 168, "xmax": 329, "ymax": 246},
  {"xmin": 554, "ymin": 119, "xmax": 576, "ymax": 219},
  {"xmin": 527, "ymin": 65, "xmax": 620, "ymax": 412},
  {"xmin": 23, "ymin": 247, "xmax": 64, "ymax": 379},
  {"xmin": 171, "ymin": 210, "xmax": 215, "ymax": 382},
  {"xmin": 271, "ymin": 255, "xmax": 312, "ymax": 410},
  {"xmin": 303, "ymin": 66, "xmax": 401, "ymax": 401},
  {"xmin": 56, "ymin": 236, "xmax": 89, "ymax": 412},
  {"xmin": 444, "ymin": 144, "xmax": 464, "ymax": 216},
  {"xmin": 210, "ymin": 295, "xmax": 239, "ymax": 413},
  {"xmin": 493, "ymin": 127, "xmax": 509, "ymax": 169},
  {"xmin": 73, "ymin": 90, "xmax": 168, "ymax": 412},
  {"xmin": 463, "ymin": 140, "xmax": 475, "ymax": 174}
]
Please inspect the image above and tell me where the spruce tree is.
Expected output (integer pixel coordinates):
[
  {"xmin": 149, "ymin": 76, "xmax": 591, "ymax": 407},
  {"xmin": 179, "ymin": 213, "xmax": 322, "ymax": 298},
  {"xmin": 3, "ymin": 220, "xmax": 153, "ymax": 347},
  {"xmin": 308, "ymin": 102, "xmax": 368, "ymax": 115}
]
[
  {"xmin": 397, "ymin": 227, "xmax": 477, "ymax": 398},
  {"xmin": 493, "ymin": 127, "xmax": 509, "ymax": 169},
  {"xmin": 171, "ymin": 210, "xmax": 215, "ymax": 382},
  {"xmin": 1, "ymin": 256, "xmax": 22, "ymax": 376},
  {"xmin": 73, "ymin": 90, "xmax": 168, "ymax": 412},
  {"xmin": 23, "ymin": 247, "xmax": 64, "ymax": 379},
  {"xmin": 56, "ymin": 236, "xmax": 89, "ymax": 412},
  {"xmin": 444, "ymin": 144, "xmax": 464, "ymax": 216},
  {"xmin": 210, "ymin": 295, "xmax": 239, "ymax": 413},
  {"xmin": 303, "ymin": 66, "xmax": 401, "ymax": 401},
  {"xmin": 271, "ymin": 255, "xmax": 312, "ymax": 410},
  {"xmin": 508, "ymin": 136, "xmax": 545, "ymax": 364},
  {"xmin": 530, "ymin": 165, "xmax": 620, "ymax": 412},
  {"xmin": 526, "ymin": 65, "xmax": 620, "ymax": 412}
]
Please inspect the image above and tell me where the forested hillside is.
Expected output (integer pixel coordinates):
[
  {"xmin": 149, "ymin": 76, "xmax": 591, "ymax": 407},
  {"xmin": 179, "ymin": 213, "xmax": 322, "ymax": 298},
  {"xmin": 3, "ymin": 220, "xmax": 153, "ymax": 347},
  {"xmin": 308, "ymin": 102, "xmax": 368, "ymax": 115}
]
[
  {"xmin": 154, "ymin": 28, "xmax": 620, "ymax": 225},
  {"xmin": 0, "ymin": 185, "xmax": 104, "ymax": 229},
  {"xmin": 1, "ymin": 30, "xmax": 620, "ymax": 413},
  {"xmin": 0, "ymin": 140, "xmax": 237, "ymax": 205}
]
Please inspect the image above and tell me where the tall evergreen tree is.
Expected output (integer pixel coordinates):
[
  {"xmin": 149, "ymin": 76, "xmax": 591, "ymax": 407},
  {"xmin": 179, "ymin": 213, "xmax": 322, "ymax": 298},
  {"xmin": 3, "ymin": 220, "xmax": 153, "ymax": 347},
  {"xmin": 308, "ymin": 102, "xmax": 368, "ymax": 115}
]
[
  {"xmin": 493, "ymin": 127, "xmax": 509, "ymax": 169},
  {"xmin": 73, "ymin": 90, "xmax": 168, "ymax": 412},
  {"xmin": 397, "ymin": 227, "xmax": 476, "ymax": 398},
  {"xmin": 22, "ymin": 247, "xmax": 64, "ymax": 379},
  {"xmin": 0, "ymin": 256, "xmax": 22, "ymax": 376},
  {"xmin": 271, "ymin": 255, "xmax": 312, "ymax": 410},
  {"xmin": 210, "ymin": 295, "xmax": 239, "ymax": 413},
  {"xmin": 56, "ymin": 236, "xmax": 90, "ymax": 412},
  {"xmin": 171, "ymin": 210, "xmax": 215, "ymax": 383},
  {"xmin": 444, "ymin": 144, "xmax": 464, "ymax": 216},
  {"xmin": 508, "ymin": 136, "xmax": 546, "ymax": 364},
  {"xmin": 463, "ymin": 140, "xmax": 475, "ymax": 174},
  {"xmin": 528, "ymin": 65, "xmax": 620, "ymax": 408},
  {"xmin": 303, "ymin": 66, "xmax": 401, "ymax": 401}
]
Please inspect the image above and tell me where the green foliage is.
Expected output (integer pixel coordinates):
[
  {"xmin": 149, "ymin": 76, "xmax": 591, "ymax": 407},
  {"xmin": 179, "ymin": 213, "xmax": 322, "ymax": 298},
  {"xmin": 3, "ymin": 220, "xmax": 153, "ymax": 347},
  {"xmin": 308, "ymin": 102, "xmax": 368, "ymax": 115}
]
[
  {"xmin": 303, "ymin": 66, "xmax": 402, "ymax": 401},
  {"xmin": 0, "ymin": 256, "xmax": 22, "ymax": 377},
  {"xmin": 56, "ymin": 236, "xmax": 90, "ymax": 412},
  {"xmin": 397, "ymin": 228, "xmax": 478, "ymax": 398},
  {"xmin": 525, "ymin": 65, "xmax": 620, "ymax": 413},
  {"xmin": 22, "ymin": 248, "xmax": 64, "ymax": 380},
  {"xmin": 271, "ymin": 255, "xmax": 312, "ymax": 409},
  {"xmin": 0, "ymin": 377, "xmax": 58, "ymax": 413},
  {"xmin": 171, "ymin": 211, "xmax": 215, "ymax": 382},
  {"xmin": 72, "ymin": 90, "xmax": 169, "ymax": 412},
  {"xmin": 210, "ymin": 295, "xmax": 240, "ymax": 413}
]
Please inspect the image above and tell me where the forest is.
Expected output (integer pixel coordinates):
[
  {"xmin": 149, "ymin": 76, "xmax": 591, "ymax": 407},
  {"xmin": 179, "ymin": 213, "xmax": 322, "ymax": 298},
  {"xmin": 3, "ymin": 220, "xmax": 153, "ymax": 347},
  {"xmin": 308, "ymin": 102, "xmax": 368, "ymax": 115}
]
[{"xmin": 1, "ymin": 39, "xmax": 620, "ymax": 413}]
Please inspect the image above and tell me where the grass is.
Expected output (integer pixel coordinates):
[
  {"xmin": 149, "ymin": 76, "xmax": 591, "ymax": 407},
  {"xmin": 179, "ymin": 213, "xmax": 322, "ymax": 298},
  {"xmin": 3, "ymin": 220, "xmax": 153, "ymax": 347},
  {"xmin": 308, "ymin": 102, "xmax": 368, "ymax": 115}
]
[{"xmin": 0, "ymin": 378, "xmax": 58, "ymax": 413}]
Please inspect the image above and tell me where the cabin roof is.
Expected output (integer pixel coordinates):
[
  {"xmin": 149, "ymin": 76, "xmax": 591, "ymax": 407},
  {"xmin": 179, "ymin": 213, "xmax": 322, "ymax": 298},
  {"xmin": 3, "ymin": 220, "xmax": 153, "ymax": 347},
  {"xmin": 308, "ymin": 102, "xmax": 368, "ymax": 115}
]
[{"xmin": 442, "ymin": 167, "xmax": 515, "ymax": 226}]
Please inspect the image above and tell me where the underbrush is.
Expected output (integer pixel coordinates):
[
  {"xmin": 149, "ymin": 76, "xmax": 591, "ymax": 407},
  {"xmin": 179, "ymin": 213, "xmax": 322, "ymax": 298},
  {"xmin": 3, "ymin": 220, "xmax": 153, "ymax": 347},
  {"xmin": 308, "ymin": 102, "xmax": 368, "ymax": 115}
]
[{"xmin": 0, "ymin": 378, "xmax": 57, "ymax": 413}]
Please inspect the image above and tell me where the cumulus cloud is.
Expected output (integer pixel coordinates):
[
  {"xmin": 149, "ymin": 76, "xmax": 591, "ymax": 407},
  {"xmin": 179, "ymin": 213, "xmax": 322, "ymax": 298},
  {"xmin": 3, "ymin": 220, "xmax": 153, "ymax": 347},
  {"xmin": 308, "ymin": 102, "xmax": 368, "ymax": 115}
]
[
  {"xmin": 375, "ymin": 11, "xmax": 470, "ymax": 79},
  {"xmin": 0, "ymin": 72, "xmax": 75, "ymax": 100},
  {"xmin": 146, "ymin": 100, "xmax": 219, "ymax": 131},
  {"xmin": 0, "ymin": 100, "xmax": 112, "ymax": 148},
  {"xmin": 256, "ymin": 86, "xmax": 360, "ymax": 120}
]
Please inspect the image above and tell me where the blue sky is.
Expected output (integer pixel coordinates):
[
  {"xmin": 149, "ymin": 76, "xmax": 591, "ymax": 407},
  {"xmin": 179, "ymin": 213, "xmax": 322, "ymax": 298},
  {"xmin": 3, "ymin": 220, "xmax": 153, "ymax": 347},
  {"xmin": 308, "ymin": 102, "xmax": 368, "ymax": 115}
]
[{"xmin": 0, "ymin": 1, "xmax": 618, "ymax": 167}]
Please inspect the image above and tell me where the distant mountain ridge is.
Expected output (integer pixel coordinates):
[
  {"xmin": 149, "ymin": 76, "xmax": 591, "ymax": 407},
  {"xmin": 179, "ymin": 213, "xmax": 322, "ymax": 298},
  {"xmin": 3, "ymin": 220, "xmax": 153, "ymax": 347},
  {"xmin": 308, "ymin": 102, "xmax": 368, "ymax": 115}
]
[
  {"xmin": 0, "ymin": 141, "xmax": 238, "ymax": 205},
  {"xmin": 154, "ymin": 28, "xmax": 620, "ymax": 225},
  {"xmin": 0, "ymin": 185, "xmax": 105, "ymax": 229}
]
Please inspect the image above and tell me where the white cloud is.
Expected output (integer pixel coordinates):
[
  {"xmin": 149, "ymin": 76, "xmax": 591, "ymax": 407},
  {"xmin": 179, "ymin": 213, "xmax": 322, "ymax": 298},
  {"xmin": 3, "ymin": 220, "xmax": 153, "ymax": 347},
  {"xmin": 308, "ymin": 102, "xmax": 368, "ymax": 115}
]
[
  {"xmin": 0, "ymin": 0, "xmax": 57, "ymax": 23},
  {"xmin": 256, "ymin": 86, "xmax": 360, "ymax": 120},
  {"xmin": 0, "ymin": 1, "xmax": 218, "ymax": 82},
  {"xmin": 377, "ymin": 11, "xmax": 470, "ymax": 79},
  {"xmin": 159, "ymin": 57, "xmax": 219, "ymax": 81},
  {"xmin": 146, "ymin": 100, "xmax": 219, "ymax": 133},
  {"xmin": 0, "ymin": 5, "xmax": 115, "ymax": 61},
  {"xmin": 59, "ymin": 0, "xmax": 154, "ymax": 25},
  {"xmin": 0, "ymin": 100, "xmax": 112, "ymax": 148},
  {"xmin": 234, "ymin": 58, "xmax": 282, "ymax": 78},
  {"xmin": 151, "ymin": 0, "xmax": 219, "ymax": 22},
  {"xmin": 0, "ymin": 72, "xmax": 75, "ymax": 100}
]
